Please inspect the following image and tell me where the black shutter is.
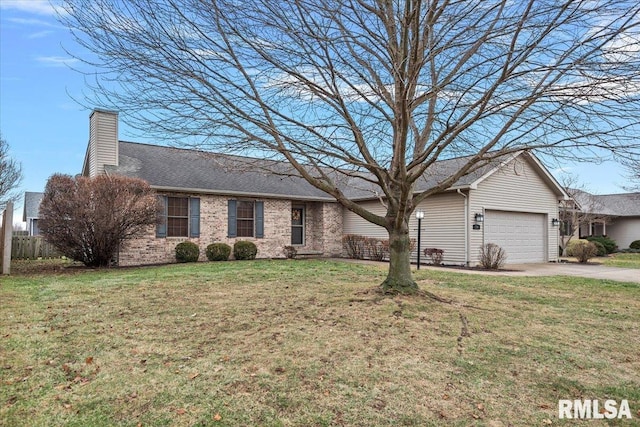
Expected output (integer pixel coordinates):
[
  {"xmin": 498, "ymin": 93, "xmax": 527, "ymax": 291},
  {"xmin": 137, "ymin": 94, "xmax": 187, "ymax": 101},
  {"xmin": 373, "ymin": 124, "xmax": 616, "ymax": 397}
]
[
  {"xmin": 189, "ymin": 197, "xmax": 200, "ymax": 237},
  {"xmin": 156, "ymin": 195, "xmax": 168, "ymax": 238},
  {"xmin": 255, "ymin": 201, "xmax": 264, "ymax": 238},
  {"xmin": 228, "ymin": 200, "xmax": 237, "ymax": 238}
]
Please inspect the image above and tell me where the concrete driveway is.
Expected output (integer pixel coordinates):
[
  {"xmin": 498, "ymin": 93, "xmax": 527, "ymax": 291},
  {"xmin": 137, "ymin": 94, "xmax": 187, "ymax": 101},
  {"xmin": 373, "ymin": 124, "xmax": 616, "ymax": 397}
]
[{"xmin": 424, "ymin": 262, "xmax": 640, "ymax": 283}]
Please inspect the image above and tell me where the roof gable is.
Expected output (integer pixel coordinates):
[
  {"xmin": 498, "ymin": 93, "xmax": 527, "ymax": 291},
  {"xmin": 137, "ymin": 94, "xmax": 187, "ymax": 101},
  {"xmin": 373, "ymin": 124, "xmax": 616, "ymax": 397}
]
[{"xmin": 468, "ymin": 151, "xmax": 568, "ymax": 199}]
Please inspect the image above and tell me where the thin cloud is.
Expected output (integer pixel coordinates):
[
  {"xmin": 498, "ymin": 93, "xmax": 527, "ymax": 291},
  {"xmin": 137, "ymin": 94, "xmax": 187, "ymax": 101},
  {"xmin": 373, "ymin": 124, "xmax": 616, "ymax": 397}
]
[
  {"xmin": 0, "ymin": 0, "xmax": 64, "ymax": 16},
  {"xmin": 28, "ymin": 30, "xmax": 54, "ymax": 39},
  {"xmin": 6, "ymin": 17, "xmax": 62, "ymax": 28},
  {"xmin": 36, "ymin": 56, "xmax": 79, "ymax": 67}
]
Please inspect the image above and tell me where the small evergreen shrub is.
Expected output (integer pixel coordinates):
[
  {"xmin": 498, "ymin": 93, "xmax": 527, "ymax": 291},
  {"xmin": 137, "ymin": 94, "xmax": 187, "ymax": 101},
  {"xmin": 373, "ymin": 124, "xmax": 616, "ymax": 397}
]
[
  {"xmin": 479, "ymin": 243, "xmax": 507, "ymax": 270},
  {"xmin": 206, "ymin": 243, "xmax": 231, "ymax": 261},
  {"xmin": 590, "ymin": 241, "xmax": 607, "ymax": 257},
  {"xmin": 630, "ymin": 240, "xmax": 640, "ymax": 250},
  {"xmin": 175, "ymin": 241, "xmax": 200, "ymax": 263},
  {"xmin": 234, "ymin": 240, "xmax": 258, "ymax": 260},
  {"xmin": 566, "ymin": 239, "xmax": 598, "ymax": 263},
  {"xmin": 586, "ymin": 236, "xmax": 617, "ymax": 254}
]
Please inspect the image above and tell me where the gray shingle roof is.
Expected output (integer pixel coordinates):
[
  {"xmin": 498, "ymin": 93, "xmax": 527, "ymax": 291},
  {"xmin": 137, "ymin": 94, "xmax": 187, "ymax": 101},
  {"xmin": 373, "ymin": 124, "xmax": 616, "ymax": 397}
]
[
  {"xmin": 22, "ymin": 192, "xmax": 44, "ymax": 221},
  {"xmin": 106, "ymin": 141, "xmax": 560, "ymax": 201},
  {"xmin": 573, "ymin": 190, "xmax": 640, "ymax": 216},
  {"xmin": 107, "ymin": 142, "xmax": 336, "ymax": 200}
]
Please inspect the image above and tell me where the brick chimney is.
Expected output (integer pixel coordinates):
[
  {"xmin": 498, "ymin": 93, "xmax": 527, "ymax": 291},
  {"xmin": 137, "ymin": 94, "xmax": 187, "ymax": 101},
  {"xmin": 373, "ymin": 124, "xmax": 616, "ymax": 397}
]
[{"xmin": 82, "ymin": 109, "xmax": 119, "ymax": 177}]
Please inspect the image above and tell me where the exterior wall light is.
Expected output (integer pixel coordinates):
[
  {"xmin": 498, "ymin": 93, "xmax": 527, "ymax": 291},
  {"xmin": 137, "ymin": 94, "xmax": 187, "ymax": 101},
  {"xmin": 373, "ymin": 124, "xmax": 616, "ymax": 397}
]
[
  {"xmin": 552, "ymin": 218, "xmax": 560, "ymax": 227},
  {"xmin": 474, "ymin": 213, "xmax": 484, "ymax": 223}
]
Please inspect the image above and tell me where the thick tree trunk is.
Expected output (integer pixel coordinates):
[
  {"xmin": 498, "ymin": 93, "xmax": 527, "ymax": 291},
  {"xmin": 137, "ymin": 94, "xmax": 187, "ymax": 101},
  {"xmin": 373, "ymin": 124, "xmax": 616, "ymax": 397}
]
[{"xmin": 381, "ymin": 223, "xmax": 419, "ymax": 294}]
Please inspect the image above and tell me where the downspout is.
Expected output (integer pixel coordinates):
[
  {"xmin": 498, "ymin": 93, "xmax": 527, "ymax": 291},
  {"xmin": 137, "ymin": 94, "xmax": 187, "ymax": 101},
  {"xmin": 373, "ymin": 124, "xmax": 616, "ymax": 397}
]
[{"xmin": 457, "ymin": 189, "xmax": 469, "ymax": 266}]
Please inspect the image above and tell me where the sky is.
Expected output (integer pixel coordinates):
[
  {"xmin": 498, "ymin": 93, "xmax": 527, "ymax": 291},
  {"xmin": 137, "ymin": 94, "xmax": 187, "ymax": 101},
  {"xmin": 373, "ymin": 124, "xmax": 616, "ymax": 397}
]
[{"xmin": 0, "ymin": 0, "xmax": 635, "ymax": 226}]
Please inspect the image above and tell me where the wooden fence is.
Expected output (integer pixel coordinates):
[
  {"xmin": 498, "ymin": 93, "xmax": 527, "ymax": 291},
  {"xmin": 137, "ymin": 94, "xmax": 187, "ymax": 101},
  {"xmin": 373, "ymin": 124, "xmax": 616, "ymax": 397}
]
[{"xmin": 11, "ymin": 235, "xmax": 62, "ymax": 260}]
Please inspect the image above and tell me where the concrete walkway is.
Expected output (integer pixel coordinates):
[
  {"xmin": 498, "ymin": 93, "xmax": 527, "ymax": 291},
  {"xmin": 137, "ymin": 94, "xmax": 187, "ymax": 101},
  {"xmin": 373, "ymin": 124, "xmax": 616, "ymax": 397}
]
[{"xmin": 421, "ymin": 262, "xmax": 640, "ymax": 283}]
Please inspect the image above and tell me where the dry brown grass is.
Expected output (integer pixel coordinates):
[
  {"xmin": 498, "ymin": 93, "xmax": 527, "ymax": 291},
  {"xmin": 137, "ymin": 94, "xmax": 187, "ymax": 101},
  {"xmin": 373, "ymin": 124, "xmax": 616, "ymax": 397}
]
[{"xmin": 1, "ymin": 259, "xmax": 639, "ymax": 426}]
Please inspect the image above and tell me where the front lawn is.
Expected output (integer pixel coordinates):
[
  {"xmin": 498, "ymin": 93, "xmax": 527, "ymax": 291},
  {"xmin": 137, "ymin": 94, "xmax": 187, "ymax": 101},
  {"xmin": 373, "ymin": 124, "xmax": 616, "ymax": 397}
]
[
  {"xmin": 603, "ymin": 252, "xmax": 640, "ymax": 269},
  {"xmin": 1, "ymin": 260, "xmax": 638, "ymax": 426}
]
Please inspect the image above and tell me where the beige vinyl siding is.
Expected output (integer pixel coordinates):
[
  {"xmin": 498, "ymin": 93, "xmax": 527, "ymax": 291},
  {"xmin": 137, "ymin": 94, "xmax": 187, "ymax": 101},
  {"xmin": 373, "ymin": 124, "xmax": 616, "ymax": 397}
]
[
  {"xmin": 468, "ymin": 157, "xmax": 560, "ymax": 264},
  {"xmin": 607, "ymin": 217, "xmax": 640, "ymax": 249},
  {"xmin": 345, "ymin": 192, "xmax": 466, "ymax": 264},
  {"xmin": 419, "ymin": 192, "xmax": 467, "ymax": 264},
  {"xmin": 343, "ymin": 200, "xmax": 388, "ymax": 240},
  {"xmin": 87, "ymin": 110, "xmax": 119, "ymax": 177}
]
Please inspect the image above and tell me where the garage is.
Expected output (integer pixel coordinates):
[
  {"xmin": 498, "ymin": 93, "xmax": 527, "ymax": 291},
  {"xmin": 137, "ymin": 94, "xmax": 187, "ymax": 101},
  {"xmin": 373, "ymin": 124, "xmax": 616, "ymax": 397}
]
[{"xmin": 484, "ymin": 210, "xmax": 547, "ymax": 264}]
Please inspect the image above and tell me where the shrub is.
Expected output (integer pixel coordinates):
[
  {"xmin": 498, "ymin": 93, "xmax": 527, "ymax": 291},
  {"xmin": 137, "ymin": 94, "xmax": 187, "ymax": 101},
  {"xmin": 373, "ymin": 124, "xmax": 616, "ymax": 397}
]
[
  {"xmin": 585, "ymin": 236, "xmax": 617, "ymax": 254},
  {"xmin": 206, "ymin": 243, "xmax": 231, "ymax": 261},
  {"xmin": 234, "ymin": 240, "xmax": 258, "ymax": 260},
  {"xmin": 590, "ymin": 240, "xmax": 607, "ymax": 257},
  {"xmin": 38, "ymin": 174, "xmax": 159, "ymax": 267},
  {"xmin": 175, "ymin": 241, "xmax": 200, "ymax": 263},
  {"xmin": 283, "ymin": 245, "xmax": 297, "ymax": 259},
  {"xmin": 479, "ymin": 243, "xmax": 507, "ymax": 270},
  {"xmin": 342, "ymin": 234, "xmax": 367, "ymax": 259},
  {"xmin": 343, "ymin": 234, "xmax": 415, "ymax": 260},
  {"xmin": 566, "ymin": 239, "xmax": 598, "ymax": 263},
  {"xmin": 630, "ymin": 240, "xmax": 640, "ymax": 250},
  {"xmin": 424, "ymin": 248, "xmax": 444, "ymax": 265},
  {"xmin": 364, "ymin": 237, "xmax": 388, "ymax": 261}
]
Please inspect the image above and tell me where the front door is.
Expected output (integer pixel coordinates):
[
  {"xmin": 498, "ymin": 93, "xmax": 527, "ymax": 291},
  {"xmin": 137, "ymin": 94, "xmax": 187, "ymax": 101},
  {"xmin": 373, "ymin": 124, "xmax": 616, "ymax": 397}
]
[{"xmin": 291, "ymin": 206, "xmax": 304, "ymax": 245}]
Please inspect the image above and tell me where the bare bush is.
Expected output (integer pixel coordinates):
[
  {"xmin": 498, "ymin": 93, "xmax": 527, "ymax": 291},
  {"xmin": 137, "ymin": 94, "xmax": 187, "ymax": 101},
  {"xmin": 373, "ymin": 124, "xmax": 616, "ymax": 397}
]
[
  {"xmin": 424, "ymin": 248, "xmax": 445, "ymax": 265},
  {"xmin": 39, "ymin": 174, "xmax": 160, "ymax": 267},
  {"xmin": 566, "ymin": 239, "xmax": 598, "ymax": 263},
  {"xmin": 364, "ymin": 237, "xmax": 388, "ymax": 261},
  {"xmin": 479, "ymin": 243, "xmax": 507, "ymax": 270},
  {"xmin": 342, "ymin": 234, "xmax": 367, "ymax": 259},
  {"xmin": 283, "ymin": 245, "xmax": 297, "ymax": 259}
]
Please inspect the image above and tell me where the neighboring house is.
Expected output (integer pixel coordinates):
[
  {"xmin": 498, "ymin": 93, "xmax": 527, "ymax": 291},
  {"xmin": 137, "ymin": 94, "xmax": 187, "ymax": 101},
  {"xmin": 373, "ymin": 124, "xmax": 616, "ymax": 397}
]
[
  {"xmin": 568, "ymin": 190, "xmax": 640, "ymax": 249},
  {"xmin": 82, "ymin": 109, "xmax": 568, "ymax": 266},
  {"xmin": 22, "ymin": 192, "xmax": 44, "ymax": 236}
]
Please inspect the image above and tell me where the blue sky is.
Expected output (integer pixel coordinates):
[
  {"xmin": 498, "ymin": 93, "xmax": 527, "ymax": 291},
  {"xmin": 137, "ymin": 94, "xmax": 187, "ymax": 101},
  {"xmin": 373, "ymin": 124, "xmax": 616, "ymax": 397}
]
[{"xmin": 0, "ymin": 0, "xmax": 633, "ymax": 225}]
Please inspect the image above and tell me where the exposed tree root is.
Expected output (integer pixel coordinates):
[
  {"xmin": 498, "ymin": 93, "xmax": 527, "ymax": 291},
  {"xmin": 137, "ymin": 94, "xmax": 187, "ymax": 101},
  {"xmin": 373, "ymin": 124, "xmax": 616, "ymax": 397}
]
[{"xmin": 457, "ymin": 312, "xmax": 472, "ymax": 356}]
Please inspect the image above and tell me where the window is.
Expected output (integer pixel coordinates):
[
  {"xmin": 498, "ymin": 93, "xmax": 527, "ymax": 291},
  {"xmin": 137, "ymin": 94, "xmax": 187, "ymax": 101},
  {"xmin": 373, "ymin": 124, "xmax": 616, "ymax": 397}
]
[
  {"xmin": 157, "ymin": 196, "xmax": 200, "ymax": 238},
  {"xmin": 228, "ymin": 200, "xmax": 264, "ymax": 238},
  {"xmin": 237, "ymin": 201, "xmax": 255, "ymax": 237},
  {"xmin": 167, "ymin": 197, "xmax": 189, "ymax": 237},
  {"xmin": 291, "ymin": 206, "xmax": 304, "ymax": 245}
]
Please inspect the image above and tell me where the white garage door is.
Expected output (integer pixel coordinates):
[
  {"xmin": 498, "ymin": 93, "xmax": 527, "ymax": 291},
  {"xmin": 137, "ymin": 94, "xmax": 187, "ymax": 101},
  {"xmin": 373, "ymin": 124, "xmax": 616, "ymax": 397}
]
[{"xmin": 484, "ymin": 210, "xmax": 546, "ymax": 264}]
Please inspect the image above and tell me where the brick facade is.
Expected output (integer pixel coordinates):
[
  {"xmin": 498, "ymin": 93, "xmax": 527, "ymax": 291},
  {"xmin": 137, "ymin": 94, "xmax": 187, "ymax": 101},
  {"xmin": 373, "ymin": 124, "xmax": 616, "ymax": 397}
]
[{"xmin": 118, "ymin": 192, "xmax": 343, "ymax": 266}]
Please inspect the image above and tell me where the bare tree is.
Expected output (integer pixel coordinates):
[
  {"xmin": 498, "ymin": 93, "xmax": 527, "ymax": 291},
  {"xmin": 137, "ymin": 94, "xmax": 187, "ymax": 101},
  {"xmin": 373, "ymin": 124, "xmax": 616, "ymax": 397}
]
[
  {"xmin": 558, "ymin": 174, "xmax": 610, "ymax": 256},
  {"xmin": 60, "ymin": 0, "xmax": 640, "ymax": 292},
  {"xmin": 621, "ymin": 159, "xmax": 640, "ymax": 192},
  {"xmin": 39, "ymin": 174, "xmax": 160, "ymax": 267},
  {"xmin": 0, "ymin": 135, "xmax": 22, "ymax": 208}
]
